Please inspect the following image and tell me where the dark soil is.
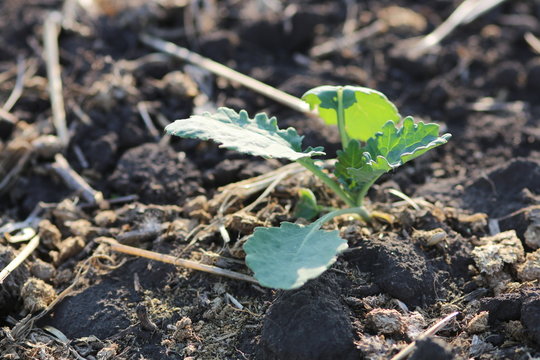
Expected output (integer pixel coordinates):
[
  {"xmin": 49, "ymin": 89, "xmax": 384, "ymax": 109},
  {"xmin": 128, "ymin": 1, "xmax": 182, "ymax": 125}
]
[{"xmin": 1, "ymin": 0, "xmax": 540, "ymax": 359}]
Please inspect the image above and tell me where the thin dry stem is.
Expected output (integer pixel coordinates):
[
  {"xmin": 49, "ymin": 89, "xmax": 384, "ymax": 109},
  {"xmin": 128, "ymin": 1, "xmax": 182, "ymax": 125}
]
[
  {"xmin": 44, "ymin": 11, "xmax": 69, "ymax": 146},
  {"xmin": 390, "ymin": 311, "xmax": 459, "ymax": 360},
  {"xmin": 524, "ymin": 32, "xmax": 540, "ymax": 55},
  {"xmin": 396, "ymin": 0, "xmax": 507, "ymax": 58},
  {"xmin": 309, "ymin": 20, "xmax": 385, "ymax": 58},
  {"xmin": 99, "ymin": 237, "xmax": 259, "ymax": 285},
  {"xmin": 49, "ymin": 153, "xmax": 103, "ymax": 205},
  {"xmin": 139, "ymin": 33, "xmax": 310, "ymax": 113},
  {"xmin": 2, "ymin": 56, "xmax": 26, "ymax": 112},
  {"xmin": 0, "ymin": 235, "xmax": 40, "ymax": 284}
]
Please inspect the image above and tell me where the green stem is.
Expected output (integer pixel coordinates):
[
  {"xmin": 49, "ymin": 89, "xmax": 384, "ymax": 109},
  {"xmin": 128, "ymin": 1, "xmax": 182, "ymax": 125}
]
[
  {"xmin": 336, "ymin": 87, "xmax": 350, "ymax": 149},
  {"xmin": 355, "ymin": 176, "xmax": 380, "ymax": 206},
  {"xmin": 313, "ymin": 206, "xmax": 371, "ymax": 229},
  {"xmin": 297, "ymin": 158, "xmax": 356, "ymax": 208}
]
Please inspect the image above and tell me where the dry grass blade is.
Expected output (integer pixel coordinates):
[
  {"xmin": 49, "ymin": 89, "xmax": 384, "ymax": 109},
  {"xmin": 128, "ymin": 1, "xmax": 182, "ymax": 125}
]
[
  {"xmin": 309, "ymin": 20, "xmax": 386, "ymax": 58},
  {"xmin": 99, "ymin": 237, "xmax": 259, "ymax": 285},
  {"xmin": 0, "ymin": 235, "xmax": 40, "ymax": 284},
  {"xmin": 2, "ymin": 56, "xmax": 26, "ymax": 113},
  {"xmin": 48, "ymin": 153, "xmax": 104, "ymax": 205},
  {"xmin": 396, "ymin": 0, "xmax": 507, "ymax": 58},
  {"xmin": 44, "ymin": 11, "xmax": 69, "ymax": 146},
  {"xmin": 139, "ymin": 33, "xmax": 310, "ymax": 113},
  {"xmin": 390, "ymin": 311, "xmax": 459, "ymax": 360},
  {"xmin": 524, "ymin": 32, "xmax": 540, "ymax": 54}
]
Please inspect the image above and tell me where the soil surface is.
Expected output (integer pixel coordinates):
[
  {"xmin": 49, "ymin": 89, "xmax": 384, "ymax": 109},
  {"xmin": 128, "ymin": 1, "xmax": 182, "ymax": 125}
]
[{"xmin": 1, "ymin": 0, "xmax": 540, "ymax": 359}]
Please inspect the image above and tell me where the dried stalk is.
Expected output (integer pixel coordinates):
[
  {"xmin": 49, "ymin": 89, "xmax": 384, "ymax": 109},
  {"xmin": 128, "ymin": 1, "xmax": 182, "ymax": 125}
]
[
  {"xmin": 99, "ymin": 237, "xmax": 259, "ymax": 285},
  {"xmin": 139, "ymin": 33, "xmax": 310, "ymax": 113},
  {"xmin": 525, "ymin": 32, "xmax": 540, "ymax": 55},
  {"xmin": 396, "ymin": 0, "xmax": 507, "ymax": 58},
  {"xmin": 2, "ymin": 56, "xmax": 26, "ymax": 112},
  {"xmin": 390, "ymin": 311, "xmax": 459, "ymax": 360},
  {"xmin": 0, "ymin": 235, "xmax": 40, "ymax": 284},
  {"xmin": 49, "ymin": 153, "xmax": 103, "ymax": 205},
  {"xmin": 309, "ymin": 20, "xmax": 386, "ymax": 58},
  {"xmin": 44, "ymin": 11, "xmax": 69, "ymax": 146}
]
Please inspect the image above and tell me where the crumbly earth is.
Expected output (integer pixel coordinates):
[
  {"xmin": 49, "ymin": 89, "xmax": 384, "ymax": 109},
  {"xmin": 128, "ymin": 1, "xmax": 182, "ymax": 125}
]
[{"xmin": 1, "ymin": 0, "xmax": 539, "ymax": 359}]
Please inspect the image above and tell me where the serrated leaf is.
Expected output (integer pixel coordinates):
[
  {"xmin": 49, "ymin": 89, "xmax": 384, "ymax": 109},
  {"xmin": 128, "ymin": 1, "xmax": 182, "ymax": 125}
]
[
  {"xmin": 302, "ymin": 85, "xmax": 400, "ymax": 141},
  {"xmin": 348, "ymin": 117, "xmax": 451, "ymax": 189},
  {"xmin": 293, "ymin": 188, "xmax": 320, "ymax": 220},
  {"xmin": 165, "ymin": 107, "xmax": 325, "ymax": 161},
  {"xmin": 243, "ymin": 222, "xmax": 348, "ymax": 289},
  {"xmin": 335, "ymin": 139, "xmax": 363, "ymax": 190}
]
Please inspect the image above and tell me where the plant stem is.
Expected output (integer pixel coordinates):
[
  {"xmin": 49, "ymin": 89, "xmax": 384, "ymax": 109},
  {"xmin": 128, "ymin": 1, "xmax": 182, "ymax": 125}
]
[
  {"xmin": 297, "ymin": 159, "xmax": 356, "ymax": 207},
  {"xmin": 314, "ymin": 206, "xmax": 371, "ymax": 228},
  {"xmin": 355, "ymin": 176, "xmax": 380, "ymax": 206},
  {"xmin": 336, "ymin": 87, "xmax": 350, "ymax": 149}
]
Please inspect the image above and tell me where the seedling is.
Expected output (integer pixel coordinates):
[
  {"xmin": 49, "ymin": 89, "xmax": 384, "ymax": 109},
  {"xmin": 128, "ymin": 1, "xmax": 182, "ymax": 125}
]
[{"xmin": 166, "ymin": 85, "xmax": 450, "ymax": 290}]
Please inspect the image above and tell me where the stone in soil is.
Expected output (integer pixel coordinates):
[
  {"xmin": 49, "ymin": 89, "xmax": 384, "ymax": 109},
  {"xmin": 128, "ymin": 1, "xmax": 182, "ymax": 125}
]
[
  {"xmin": 258, "ymin": 275, "xmax": 358, "ymax": 360},
  {"xmin": 20, "ymin": 277, "xmax": 56, "ymax": 313}
]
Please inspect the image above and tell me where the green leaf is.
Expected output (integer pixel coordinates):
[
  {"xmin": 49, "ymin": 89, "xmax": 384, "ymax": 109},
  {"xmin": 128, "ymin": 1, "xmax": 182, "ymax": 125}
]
[
  {"xmin": 165, "ymin": 107, "xmax": 325, "ymax": 161},
  {"xmin": 335, "ymin": 139, "xmax": 363, "ymax": 190},
  {"xmin": 348, "ymin": 117, "xmax": 451, "ymax": 191},
  {"xmin": 293, "ymin": 188, "xmax": 321, "ymax": 220},
  {"xmin": 243, "ymin": 222, "xmax": 348, "ymax": 289},
  {"xmin": 302, "ymin": 85, "xmax": 400, "ymax": 141}
]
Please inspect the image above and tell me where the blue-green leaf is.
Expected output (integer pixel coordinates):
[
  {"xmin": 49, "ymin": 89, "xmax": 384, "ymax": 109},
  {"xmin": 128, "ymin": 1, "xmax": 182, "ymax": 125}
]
[
  {"xmin": 302, "ymin": 85, "xmax": 400, "ymax": 141},
  {"xmin": 165, "ymin": 107, "xmax": 325, "ymax": 161},
  {"xmin": 243, "ymin": 222, "xmax": 348, "ymax": 289}
]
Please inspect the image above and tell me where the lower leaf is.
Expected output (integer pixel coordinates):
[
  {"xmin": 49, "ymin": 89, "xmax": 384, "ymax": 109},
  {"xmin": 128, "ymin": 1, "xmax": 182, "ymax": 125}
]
[{"xmin": 243, "ymin": 222, "xmax": 348, "ymax": 289}]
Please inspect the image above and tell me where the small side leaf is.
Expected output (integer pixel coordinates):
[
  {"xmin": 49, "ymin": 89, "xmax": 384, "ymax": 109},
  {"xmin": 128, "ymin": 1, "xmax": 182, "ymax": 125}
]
[
  {"xmin": 348, "ymin": 117, "xmax": 451, "ymax": 189},
  {"xmin": 243, "ymin": 222, "xmax": 348, "ymax": 289},
  {"xmin": 165, "ymin": 107, "xmax": 325, "ymax": 161},
  {"xmin": 302, "ymin": 85, "xmax": 400, "ymax": 141},
  {"xmin": 364, "ymin": 117, "xmax": 451, "ymax": 168},
  {"xmin": 293, "ymin": 188, "xmax": 321, "ymax": 220},
  {"xmin": 335, "ymin": 139, "xmax": 363, "ymax": 190}
]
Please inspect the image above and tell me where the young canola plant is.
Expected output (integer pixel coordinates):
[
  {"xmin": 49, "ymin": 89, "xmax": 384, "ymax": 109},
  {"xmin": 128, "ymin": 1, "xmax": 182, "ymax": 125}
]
[{"xmin": 166, "ymin": 86, "xmax": 451, "ymax": 290}]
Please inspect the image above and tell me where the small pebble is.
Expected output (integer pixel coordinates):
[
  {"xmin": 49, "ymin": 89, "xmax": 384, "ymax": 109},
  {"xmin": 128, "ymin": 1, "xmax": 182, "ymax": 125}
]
[
  {"xmin": 366, "ymin": 308, "xmax": 404, "ymax": 335},
  {"xmin": 517, "ymin": 249, "xmax": 540, "ymax": 282},
  {"xmin": 466, "ymin": 311, "xmax": 489, "ymax": 334},
  {"xmin": 21, "ymin": 278, "xmax": 56, "ymax": 313},
  {"xmin": 30, "ymin": 259, "xmax": 55, "ymax": 281},
  {"xmin": 94, "ymin": 210, "xmax": 118, "ymax": 227},
  {"xmin": 38, "ymin": 219, "xmax": 61, "ymax": 249}
]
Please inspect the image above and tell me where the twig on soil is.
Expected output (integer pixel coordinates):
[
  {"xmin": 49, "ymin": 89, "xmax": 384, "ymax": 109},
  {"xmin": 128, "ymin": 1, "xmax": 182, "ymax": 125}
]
[
  {"xmin": 98, "ymin": 237, "xmax": 259, "ymax": 285},
  {"xmin": 137, "ymin": 102, "xmax": 160, "ymax": 140},
  {"xmin": 524, "ymin": 32, "xmax": 540, "ymax": 55},
  {"xmin": 309, "ymin": 20, "xmax": 386, "ymax": 58},
  {"xmin": 390, "ymin": 311, "xmax": 459, "ymax": 360},
  {"xmin": 395, "ymin": 0, "xmax": 507, "ymax": 59},
  {"xmin": 0, "ymin": 107, "xmax": 19, "ymax": 124},
  {"xmin": 2, "ymin": 56, "xmax": 26, "ymax": 113},
  {"xmin": 0, "ymin": 235, "xmax": 40, "ymax": 284},
  {"xmin": 44, "ymin": 11, "xmax": 69, "ymax": 146},
  {"xmin": 467, "ymin": 97, "xmax": 526, "ymax": 113},
  {"xmin": 139, "ymin": 33, "xmax": 310, "ymax": 113},
  {"xmin": 48, "ymin": 153, "xmax": 104, "ymax": 205},
  {"xmin": 387, "ymin": 189, "xmax": 421, "ymax": 211}
]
